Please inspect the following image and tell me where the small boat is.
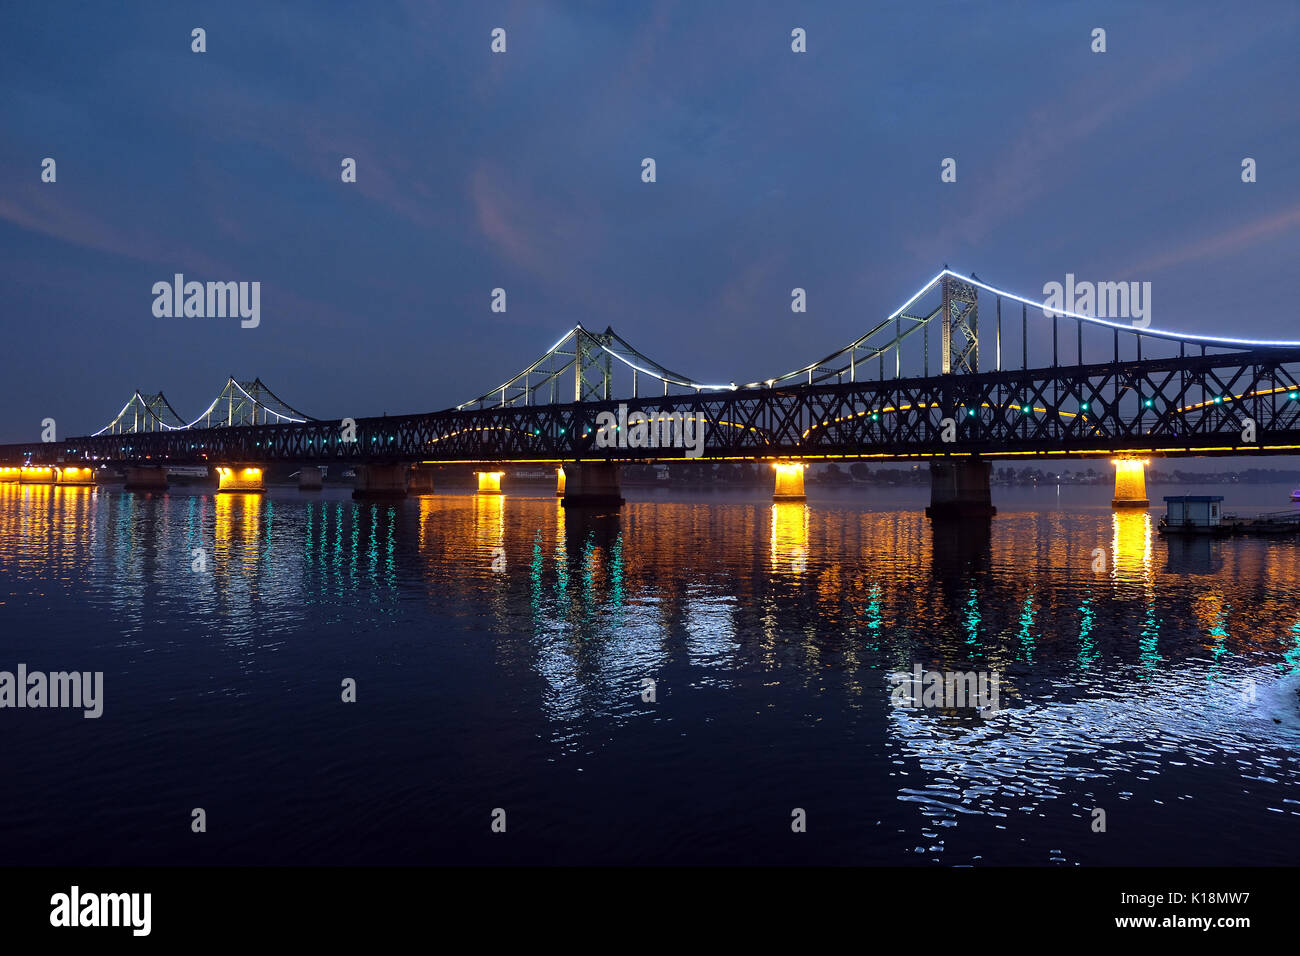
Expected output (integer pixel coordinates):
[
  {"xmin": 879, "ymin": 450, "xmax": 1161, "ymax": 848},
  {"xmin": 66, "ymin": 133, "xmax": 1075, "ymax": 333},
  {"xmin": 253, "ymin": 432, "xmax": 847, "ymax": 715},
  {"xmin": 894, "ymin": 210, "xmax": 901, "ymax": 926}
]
[{"xmin": 1291, "ymin": 489, "xmax": 1300, "ymax": 502}]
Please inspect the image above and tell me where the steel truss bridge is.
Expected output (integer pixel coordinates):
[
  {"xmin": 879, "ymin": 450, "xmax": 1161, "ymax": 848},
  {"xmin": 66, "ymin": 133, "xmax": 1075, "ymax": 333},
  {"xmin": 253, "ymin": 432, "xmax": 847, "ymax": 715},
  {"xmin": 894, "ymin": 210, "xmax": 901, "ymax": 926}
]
[{"xmin": 5, "ymin": 270, "xmax": 1300, "ymax": 468}]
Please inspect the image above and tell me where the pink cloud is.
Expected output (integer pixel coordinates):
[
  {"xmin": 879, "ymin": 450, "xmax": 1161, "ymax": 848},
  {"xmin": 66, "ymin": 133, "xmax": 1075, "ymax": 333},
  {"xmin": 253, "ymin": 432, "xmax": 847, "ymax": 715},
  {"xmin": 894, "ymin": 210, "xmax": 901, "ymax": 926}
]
[{"xmin": 1126, "ymin": 202, "xmax": 1300, "ymax": 275}]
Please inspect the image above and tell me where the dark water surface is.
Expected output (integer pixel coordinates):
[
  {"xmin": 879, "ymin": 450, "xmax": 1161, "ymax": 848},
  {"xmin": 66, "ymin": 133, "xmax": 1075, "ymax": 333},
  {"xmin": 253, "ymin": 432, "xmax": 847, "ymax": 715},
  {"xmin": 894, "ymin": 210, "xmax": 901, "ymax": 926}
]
[{"xmin": 1, "ymin": 480, "xmax": 1298, "ymax": 865}]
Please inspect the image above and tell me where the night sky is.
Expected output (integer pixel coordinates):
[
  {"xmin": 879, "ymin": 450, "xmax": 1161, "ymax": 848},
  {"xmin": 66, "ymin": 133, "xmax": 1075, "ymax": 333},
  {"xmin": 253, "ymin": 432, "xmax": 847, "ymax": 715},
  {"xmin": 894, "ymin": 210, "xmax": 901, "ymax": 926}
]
[{"xmin": 1, "ymin": 2, "xmax": 1297, "ymax": 444}]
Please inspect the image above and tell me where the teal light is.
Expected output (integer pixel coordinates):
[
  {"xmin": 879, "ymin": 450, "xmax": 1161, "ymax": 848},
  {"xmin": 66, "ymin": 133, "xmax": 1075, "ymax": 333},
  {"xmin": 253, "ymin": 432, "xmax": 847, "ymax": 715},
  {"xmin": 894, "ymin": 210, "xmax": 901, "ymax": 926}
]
[
  {"xmin": 870, "ymin": 412, "xmax": 879, "ymax": 421},
  {"xmin": 1021, "ymin": 404, "xmax": 1031, "ymax": 414},
  {"xmin": 1143, "ymin": 398, "xmax": 1153, "ymax": 408},
  {"xmin": 967, "ymin": 408, "xmax": 977, "ymax": 417},
  {"xmin": 1289, "ymin": 392, "xmax": 1298, "ymax": 400},
  {"xmin": 1079, "ymin": 401, "xmax": 1089, "ymax": 412},
  {"xmin": 1213, "ymin": 396, "xmax": 1223, "ymax": 404}
]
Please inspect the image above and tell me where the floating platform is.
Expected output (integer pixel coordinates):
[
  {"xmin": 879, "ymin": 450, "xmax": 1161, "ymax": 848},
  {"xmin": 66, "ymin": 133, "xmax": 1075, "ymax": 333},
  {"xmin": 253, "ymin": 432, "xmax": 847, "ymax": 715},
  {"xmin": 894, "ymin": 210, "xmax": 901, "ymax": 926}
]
[{"xmin": 1159, "ymin": 510, "xmax": 1300, "ymax": 537}]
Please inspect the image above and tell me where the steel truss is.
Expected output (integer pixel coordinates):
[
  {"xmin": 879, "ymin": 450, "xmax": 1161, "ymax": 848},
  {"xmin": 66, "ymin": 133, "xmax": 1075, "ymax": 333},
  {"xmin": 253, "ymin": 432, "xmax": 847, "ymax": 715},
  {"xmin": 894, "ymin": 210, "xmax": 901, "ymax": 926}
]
[{"xmin": 14, "ymin": 349, "xmax": 1300, "ymax": 466}]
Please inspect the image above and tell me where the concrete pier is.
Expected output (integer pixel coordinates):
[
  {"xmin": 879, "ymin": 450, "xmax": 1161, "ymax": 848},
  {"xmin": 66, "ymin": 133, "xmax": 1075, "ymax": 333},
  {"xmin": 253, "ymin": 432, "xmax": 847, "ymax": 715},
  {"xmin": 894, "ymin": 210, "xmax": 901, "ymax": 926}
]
[
  {"xmin": 16, "ymin": 465, "xmax": 95, "ymax": 485},
  {"xmin": 772, "ymin": 461, "xmax": 807, "ymax": 502},
  {"xmin": 352, "ymin": 463, "xmax": 410, "ymax": 500},
  {"xmin": 1111, "ymin": 457, "xmax": 1150, "ymax": 508},
  {"xmin": 18, "ymin": 466, "xmax": 56, "ymax": 484},
  {"xmin": 476, "ymin": 470, "xmax": 504, "ymax": 495},
  {"xmin": 124, "ymin": 466, "xmax": 169, "ymax": 492},
  {"xmin": 926, "ymin": 459, "xmax": 996, "ymax": 518},
  {"xmin": 55, "ymin": 466, "xmax": 96, "ymax": 485},
  {"xmin": 297, "ymin": 465, "xmax": 324, "ymax": 490},
  {"xmin": 559, "ymin": 461, "xmax": 623, "ymax": 507},
  {"xmin": 216, "ymin": 465, "xmax": 265, "ymax": 494},
  {"xmin": 407, "ymin": 465, "xmax": 435, "ymax": 495}
]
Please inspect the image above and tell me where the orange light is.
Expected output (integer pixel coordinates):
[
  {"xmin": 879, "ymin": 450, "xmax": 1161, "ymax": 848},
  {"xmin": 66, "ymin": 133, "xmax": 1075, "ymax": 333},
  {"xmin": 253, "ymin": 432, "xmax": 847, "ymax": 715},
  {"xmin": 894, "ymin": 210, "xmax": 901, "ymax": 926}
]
[
  {"xmin": 772, "ymin": 460, "xmax": 807, "ymax": 500},
  {"xmin": 476, "ymin": 471, "xmax": 504, "ymax": 494}
]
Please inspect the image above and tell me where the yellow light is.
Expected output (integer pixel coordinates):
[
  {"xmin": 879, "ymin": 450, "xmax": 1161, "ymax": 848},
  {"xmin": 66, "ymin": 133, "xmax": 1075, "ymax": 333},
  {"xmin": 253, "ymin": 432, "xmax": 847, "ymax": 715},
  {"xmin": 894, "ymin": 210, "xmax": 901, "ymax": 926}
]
[
  {"xmin": 772, "ymin": 460, "xmax": 807, "ymax": 500},
  {"xmin": 1111, "ymin": 456, "xmax": 1149, "ymax": 506},
  {"xmin": 217, "ymin": 465, "xmax": 265, "ymax": 493}
]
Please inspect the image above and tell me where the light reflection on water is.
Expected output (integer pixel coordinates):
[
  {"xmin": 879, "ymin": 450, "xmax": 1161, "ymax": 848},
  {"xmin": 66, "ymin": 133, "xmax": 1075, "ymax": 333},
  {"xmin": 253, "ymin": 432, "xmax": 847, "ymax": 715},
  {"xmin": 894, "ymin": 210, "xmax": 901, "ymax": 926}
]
[{"xmin": 0, "ymin": 480, "xmax": 1297, "ymax": 864}]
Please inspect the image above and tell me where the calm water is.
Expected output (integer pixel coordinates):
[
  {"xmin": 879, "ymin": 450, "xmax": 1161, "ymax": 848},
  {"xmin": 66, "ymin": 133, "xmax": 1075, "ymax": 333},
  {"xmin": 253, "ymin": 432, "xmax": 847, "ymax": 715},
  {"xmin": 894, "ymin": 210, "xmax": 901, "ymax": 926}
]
[{"xmin": 1, "ymin": 479, "xmax": 1298, "ymax": 865}]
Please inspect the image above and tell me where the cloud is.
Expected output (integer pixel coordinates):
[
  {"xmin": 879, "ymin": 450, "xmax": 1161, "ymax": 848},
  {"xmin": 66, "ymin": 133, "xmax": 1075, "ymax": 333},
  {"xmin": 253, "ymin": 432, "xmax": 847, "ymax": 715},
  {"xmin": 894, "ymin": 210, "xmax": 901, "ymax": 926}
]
[
  {"xmin": 0, "ymin": 181, "xmax": 230, "ymax": 274},
  {"xmin": 1126, "ymin": 202, "xmax": 1300, "ymax": 275}
]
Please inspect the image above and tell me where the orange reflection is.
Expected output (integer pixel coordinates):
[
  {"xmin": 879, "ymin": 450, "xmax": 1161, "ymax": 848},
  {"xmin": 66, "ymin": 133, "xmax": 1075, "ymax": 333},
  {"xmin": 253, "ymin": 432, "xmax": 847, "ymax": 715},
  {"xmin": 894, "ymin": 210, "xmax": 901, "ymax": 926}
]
[{"xmin": 770, "ymin": 501, "xmax": 809, "ymax": 576}]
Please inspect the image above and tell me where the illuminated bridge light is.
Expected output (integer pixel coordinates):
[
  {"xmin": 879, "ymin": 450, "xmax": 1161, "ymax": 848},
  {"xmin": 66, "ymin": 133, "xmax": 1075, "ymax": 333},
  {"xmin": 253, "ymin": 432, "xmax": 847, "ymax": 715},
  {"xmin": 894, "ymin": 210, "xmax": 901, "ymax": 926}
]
[
  {"xmin": 870, "ymin": 412, "xmax": 879, "ymax": 421},
  {"xmin": 1079, "ymin": 401, "xmax": 1089, "ymax": 411},
  {"xmin": 1144, "ymin": 398, "xmax": 1154, "ymax": 408},
  {"xmin": 1289, "ymin": 392, "xmax": 1298, "ymax": 400},
  {"xmin": 1213, "ymin": 396, "xmax": 1223, "ymax": 404},
  {"xmin": 772, "ymin": 461, "xmax": 806, "ymax": 502},
  {"xmin": 1021, "ymin": 405, "xmax": 1032, "ymax": 414}
]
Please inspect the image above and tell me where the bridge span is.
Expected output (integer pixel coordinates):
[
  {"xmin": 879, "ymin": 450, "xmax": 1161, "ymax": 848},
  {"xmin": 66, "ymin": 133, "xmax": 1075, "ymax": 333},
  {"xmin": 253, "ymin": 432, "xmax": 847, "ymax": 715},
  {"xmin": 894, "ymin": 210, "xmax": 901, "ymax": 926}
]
[{"xmin": 4, "ymin": 271, "xmax": 1300, "ymax": 514}]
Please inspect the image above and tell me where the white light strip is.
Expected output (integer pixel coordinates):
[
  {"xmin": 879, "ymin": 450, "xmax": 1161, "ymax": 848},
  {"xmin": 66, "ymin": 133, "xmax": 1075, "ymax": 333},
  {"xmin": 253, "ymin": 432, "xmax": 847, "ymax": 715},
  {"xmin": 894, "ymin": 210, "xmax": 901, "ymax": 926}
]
[
  {"xmin": 745, "ymin": 268, "xmax": 1300, "ymax": 387},
  {"xmin": 595, "ymin": 343, "xmax": 733, "ymax": 392},
  {"xmin": 91, "ymin": 394, "xmax": 140, "ymax": 436},
  {"xmin": 740, "ymin": 269, "xmax": 950, "ymax": 388},
  {"xmin": 230, "ymin": 379, "xmax": 307, "ymax": 423},
  {"xmin": 176, "ymin": 392, "xmax": 225, "ymax": 429},
  {"xmin": 944, "ymin": 269, "xmax": 1300, "ymax": 348},
  {"xmin": 458, "ymin": 326, "xmax": 586, "ymax": 409}
]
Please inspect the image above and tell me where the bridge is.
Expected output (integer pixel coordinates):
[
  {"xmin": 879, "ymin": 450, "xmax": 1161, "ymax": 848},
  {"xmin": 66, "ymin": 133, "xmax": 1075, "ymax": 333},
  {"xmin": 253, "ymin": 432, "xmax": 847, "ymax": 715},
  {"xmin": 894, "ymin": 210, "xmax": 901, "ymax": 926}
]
[{"xmin": 3, "ymin": 269, "xmax": 1300, "ymax": 514}]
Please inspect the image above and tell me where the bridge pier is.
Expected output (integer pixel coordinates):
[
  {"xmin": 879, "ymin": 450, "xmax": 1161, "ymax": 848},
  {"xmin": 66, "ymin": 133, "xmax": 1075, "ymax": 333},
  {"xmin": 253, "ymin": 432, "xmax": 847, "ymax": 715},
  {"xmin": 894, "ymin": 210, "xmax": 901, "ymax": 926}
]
[
  {"xmin": 352, "ymin": 463, "xmax": 409, "ymax": 500},
  {"xmin": 772, "ymin": 461, "xmax": 806, "ymax": 502},
  {"xmin": 216, "ymin": 465, "xmax": 265, "ymax": 494},
  {"xmin": 124, "ymin": 465, "xmax": 169, "ymax": 491},
  {"xmin": 18, "ymin": 466, "xmax": 56, "ymax": 484},
  {"xmin": 560, "ymin": 461, "xmax": 623, "ymax": 507},
  {"xmin": 55, "ymin": 466, "xmax": 95, "ymax": 485},
  {"xmin": 1111, "ymin": 456, "xmax": 1150, "ymax": 508},
  {"xmin": 408, "ymin": 465, "xmax": 435, "ymax": 495},
  {"xmin": 556, "ymin": 466, "xmax": 566, "ymax": 497},
  {"xmin": 297, "ymin": 465, "xmax": 323, "ymax": 491},
  {"xmin": 476, "ymin": 470, "xmax": 504, "ymax": 495},
  {"xmin": 926, "ymin": 459, "xmax": 996, "ymax": 518}
]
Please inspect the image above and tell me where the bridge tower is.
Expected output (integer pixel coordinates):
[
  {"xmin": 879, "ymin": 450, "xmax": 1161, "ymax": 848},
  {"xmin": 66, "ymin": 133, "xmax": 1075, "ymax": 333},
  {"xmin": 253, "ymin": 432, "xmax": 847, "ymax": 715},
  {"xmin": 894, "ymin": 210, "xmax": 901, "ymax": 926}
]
[
  {"xmin": 931, "ymin": 276, "xmax": 992, "ymax": 517},
  {"xmin": 575, "ymin": 328, "xmax": 615, "ymax": 401},
  {"xmin": 940, "ymin": 274, "xmax": 978, "ymax": 374}
]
